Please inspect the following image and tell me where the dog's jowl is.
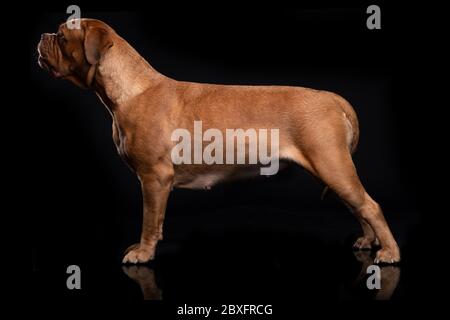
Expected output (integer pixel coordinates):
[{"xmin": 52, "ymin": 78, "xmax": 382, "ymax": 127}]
[{"xmin": 37, "ymin": 18, "xmax": 400, "ymax": 264}]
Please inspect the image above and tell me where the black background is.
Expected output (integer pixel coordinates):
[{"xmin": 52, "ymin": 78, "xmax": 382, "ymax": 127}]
[{"xmin": 29, "ymin": 1, "xmax": 432, "ymax": 315}]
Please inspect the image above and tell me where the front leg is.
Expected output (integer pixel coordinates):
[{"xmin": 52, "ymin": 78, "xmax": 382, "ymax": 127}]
[{"xmin": 123, "ymin": 167, "xmax": 174, "ymax": 264}]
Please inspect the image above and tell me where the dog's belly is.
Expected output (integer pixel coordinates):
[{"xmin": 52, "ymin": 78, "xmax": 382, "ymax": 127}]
[
  {"xmin": 174, "ymin": 172, "xmax": 228, "ymax": 189},
  {"xmin": 173, "ymin": 163, "xmax": 269, "ymax": 189},
  {"xmin": 172, "ymin": 161, "xmax": 291, "ymax": 190}
]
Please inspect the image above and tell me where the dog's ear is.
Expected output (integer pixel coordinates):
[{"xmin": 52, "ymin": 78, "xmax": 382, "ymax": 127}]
[{"xmin": 84, "ymin": 26, "xmax": 113, "ymax": 65}]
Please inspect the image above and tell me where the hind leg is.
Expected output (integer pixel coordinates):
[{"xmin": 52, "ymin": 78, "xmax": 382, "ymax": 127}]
[
  {"xmin": 319, "ymin": 181, "xmax": 377, "ymax": 249},
  {"xmin": 299, "ymin": 146, "xmax": 400, "ymax": 263},
  {"xmin": 353, "ymin": 217, "xmax": 379, "ymax": 250}
]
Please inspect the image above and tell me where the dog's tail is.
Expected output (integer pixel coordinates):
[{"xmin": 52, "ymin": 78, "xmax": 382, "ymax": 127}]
[
  {"xmin": 332, "ymin": 93, "xmax": 360, "ymax": 155},
  {"xmin": 343, "ymin": 104, "xmax": 360, "ymax": 155}
]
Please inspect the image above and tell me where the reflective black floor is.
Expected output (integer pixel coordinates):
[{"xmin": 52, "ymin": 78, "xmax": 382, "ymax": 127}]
[
  {"xmin": 120, "ymin": 249, "xmax": 401, "ymax": 301},
  {"xmin": 32, "ymin": 207, "xmax": 420, "ymax": 302}
]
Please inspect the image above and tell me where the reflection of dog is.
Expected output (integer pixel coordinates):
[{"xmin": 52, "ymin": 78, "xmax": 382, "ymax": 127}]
[
  {"xmin": 37, "ymin": 18, "xmax": 400, "ymax": 264},
  {"xmin": 353, "ymin": 251, "xmax": 400, "ymax": 300},
  {"xmin": 122, "ymin": 266, "xmax": 162, "ymax": 300}
]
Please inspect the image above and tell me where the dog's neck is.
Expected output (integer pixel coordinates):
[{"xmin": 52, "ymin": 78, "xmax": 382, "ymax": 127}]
[{"xmin": 91, "ymin": 38, "xmax": 166, "ymax": 113}]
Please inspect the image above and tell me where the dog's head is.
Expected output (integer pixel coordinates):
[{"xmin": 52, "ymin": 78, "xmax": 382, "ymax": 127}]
[{"xmin": 37, "ymin": 18, "xmax": 114, "ymax": 88}]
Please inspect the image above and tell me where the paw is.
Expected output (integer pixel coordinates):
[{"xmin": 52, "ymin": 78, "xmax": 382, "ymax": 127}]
[
  {"xmin": 122, "ymin": 243, "xmax": 156, "ymax": 264},
  {"xmin": 374, "ymin": 247, "xmax": 400, "ymax": 264},
  {"xmin": 353, "ymin": 236, "xmax": 379, "ymax": 250}
]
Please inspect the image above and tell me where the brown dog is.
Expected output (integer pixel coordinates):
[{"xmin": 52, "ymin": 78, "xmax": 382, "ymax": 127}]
[{"xmin": 37, "ymin": 18, "xmax": 400, "ymax": 264}]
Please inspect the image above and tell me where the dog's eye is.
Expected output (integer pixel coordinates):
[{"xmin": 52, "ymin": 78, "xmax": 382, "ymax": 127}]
[{"xmin": 57, "ymin": 33, "xmax": 66, "ymax": 43}]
